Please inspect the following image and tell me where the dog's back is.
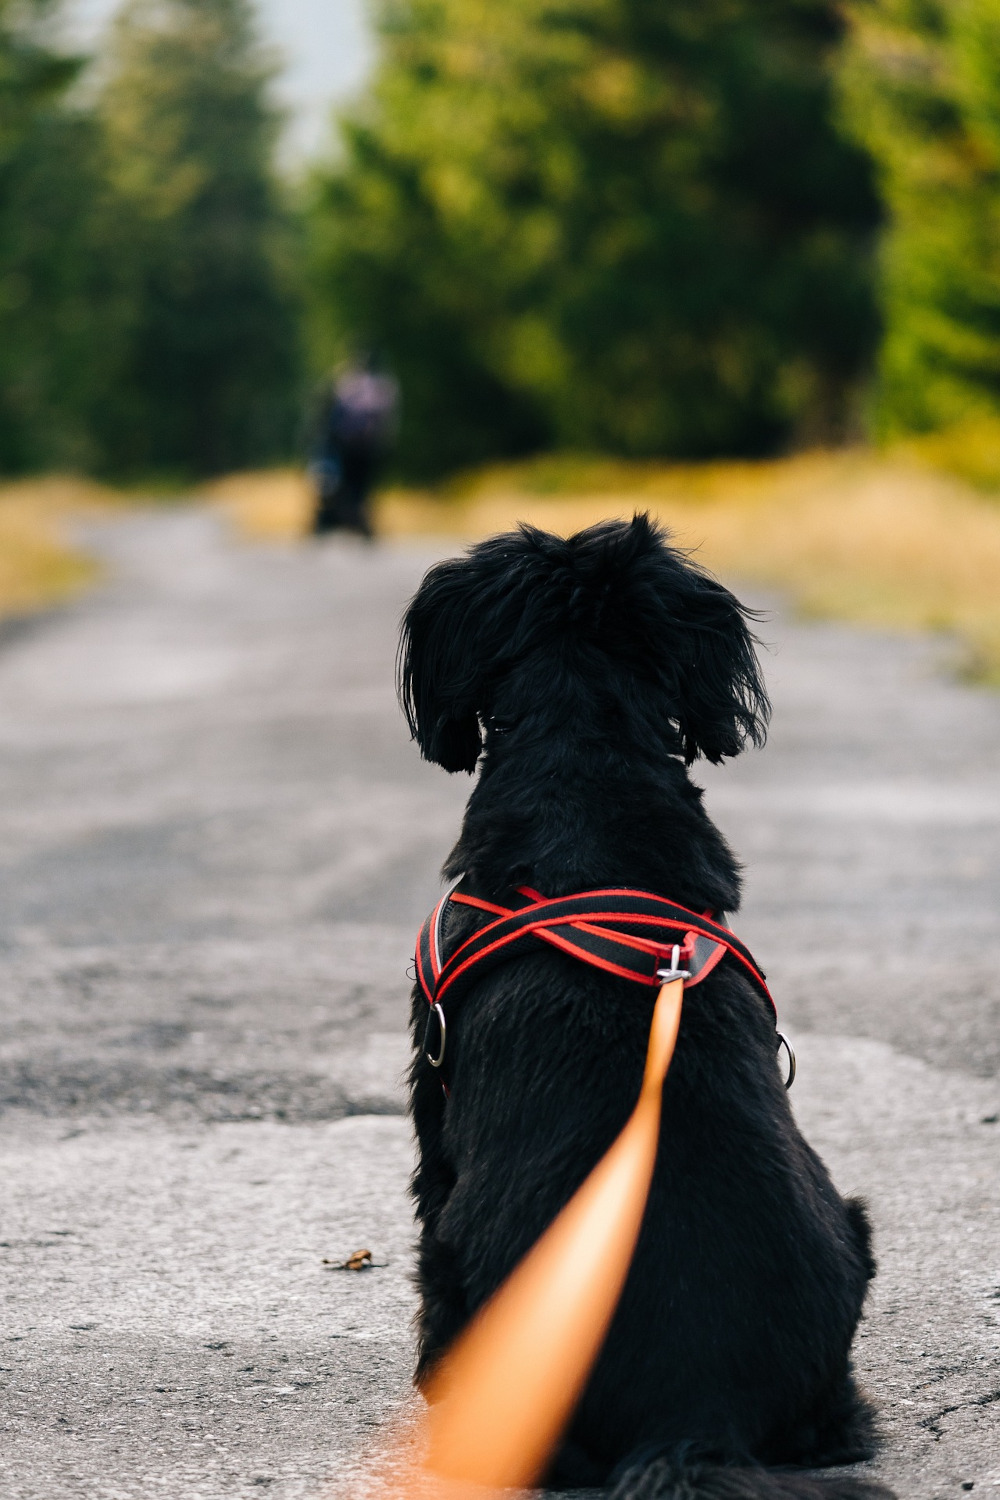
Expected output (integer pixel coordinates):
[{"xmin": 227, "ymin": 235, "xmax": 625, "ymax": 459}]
[{"xmin": 400, "ymin": 517, "xmax": 891, "ymax": 1499}]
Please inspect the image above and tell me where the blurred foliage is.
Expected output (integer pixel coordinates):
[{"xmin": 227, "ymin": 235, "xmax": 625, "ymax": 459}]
[
  {"xmin": 841, "ymin": 0, "xmax": 1000, "ymax": 438},
  {"xmin": 0, "ymin": 0, "xmax": 103, "ymax": 470},
  {"xmin": 308, "ymin": 0, "xmax": 883, "ymax": 476},
  {"xmin": 95, "ymin": 0, "xmax": 302, "ymax": 476},
  {"xmin": 8, "ymin": 0, "xmax": 1000, "ymax": 489},
  {"xmin": 0, "ymin": 475, "xmax": 118, "ymax": 615},
  {"xmin": 890, "ymin": 412, "xmax": 1000, "ymax": 489},
  {"xmin": 215, "ymin": 450, "xmax": 1000, "ymax": 683},
  {"xmin": 0, "ymin": 0, "xmax": 301, "ymax": 481}
]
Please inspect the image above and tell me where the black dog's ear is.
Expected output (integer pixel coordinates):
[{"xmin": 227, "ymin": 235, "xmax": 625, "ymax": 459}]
[
  {"xmin": 668, "ymin": 561, "xmax": 770, "ymax": 763},
  {"xmin": 399, "ymin": 529, "xmax": 571, "ymax": 771},
  {"xmin": 622, "ymin": 514, "xmax": 769, "ymax": 763},
  {"xmin": 397, "ymin": 555, "xmax": 487, "ymax": 772}
]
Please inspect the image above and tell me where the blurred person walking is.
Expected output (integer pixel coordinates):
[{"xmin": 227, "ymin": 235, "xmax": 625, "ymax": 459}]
[{"xmin": 310, "ymin": 357, "xmax": 398, "ymax": 537}]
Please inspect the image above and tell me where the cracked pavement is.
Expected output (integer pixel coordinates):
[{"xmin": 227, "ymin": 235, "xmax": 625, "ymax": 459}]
[{"xmin": 0, "ymin": 506, "xmax": 997, "ymax": 1498}]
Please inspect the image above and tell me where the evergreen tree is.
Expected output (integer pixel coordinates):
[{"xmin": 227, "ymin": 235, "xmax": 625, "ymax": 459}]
[
  {"xmin": 0, "ymin": 1, "xmax": 110, "ymax": 471},
  {"xmin": 310, "ymin": 0, "xmax": 882, "ymax": 475},
  {"xmin": 841, "ymin": 0, "xmax": 1000, "ymax": 435},
  {"xmin": 97, "ymin": 0, "xmax": 301, "ymax": 477}
]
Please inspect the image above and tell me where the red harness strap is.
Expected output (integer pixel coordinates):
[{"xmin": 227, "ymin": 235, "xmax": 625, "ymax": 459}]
[{"xmin": 415, "ymin": 881, "xmax": 775, "ymax": 1079}]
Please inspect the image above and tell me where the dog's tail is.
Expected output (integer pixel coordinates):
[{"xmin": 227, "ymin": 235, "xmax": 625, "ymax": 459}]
[{"xmin": 610, "ymin": 1455, "xmax": 895, "ymax": 1500}]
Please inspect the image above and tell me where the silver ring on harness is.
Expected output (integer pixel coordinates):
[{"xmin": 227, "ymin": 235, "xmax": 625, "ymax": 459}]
[
  {"xmin": 776, "ymin": 1031, "xmax": 796, "ymax": 1089},
  {"xmin": 424, "ymin": 1002, "xmax": 447, "ymax": 1069}
]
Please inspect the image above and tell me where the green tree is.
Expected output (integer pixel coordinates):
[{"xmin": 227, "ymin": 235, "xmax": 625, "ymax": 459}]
[
  {"xmin": 310, "ymin": 0, "xmax": 882, "ymax": 475},
  {"xmin": 841, "ymin": 0, "xmax": 1000, "ymax": 436},
  {"xmin": 0, "ymin": 0, "xmax": 109, "ymax": 471},
  {"xmin": 96, "ymin": 0, "xmax": 301, "ymax": 477}
]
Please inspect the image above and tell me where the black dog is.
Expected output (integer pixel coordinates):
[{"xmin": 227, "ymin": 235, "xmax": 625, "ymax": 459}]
[{"xmin": 399, "ymin": 516, "xmax": 891, "ymax": 1500}]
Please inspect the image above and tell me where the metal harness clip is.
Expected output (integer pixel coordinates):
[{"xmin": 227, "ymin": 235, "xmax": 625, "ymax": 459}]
[{"xmin": 656, "ymin": 943, "xmax": 691, "ymax": 985}]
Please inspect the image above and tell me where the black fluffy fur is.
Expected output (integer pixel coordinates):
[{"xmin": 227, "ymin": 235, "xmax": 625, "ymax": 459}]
[{"xmin": 398, "ymin": 516, "xmax": 893, "ymax": 1500}]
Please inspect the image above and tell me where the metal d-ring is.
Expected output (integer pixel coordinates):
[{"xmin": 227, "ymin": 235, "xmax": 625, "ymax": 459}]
[
  {"xmin": 776, "ymin": 1031, "xmax": 796, "ymax": 1089},
  {"xmin": 424, "ymin": 1003, "xmax": 447, "ymax": 1069}
]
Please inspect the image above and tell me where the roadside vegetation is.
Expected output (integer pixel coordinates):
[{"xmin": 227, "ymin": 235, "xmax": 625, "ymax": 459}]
[
  {"xmin": 9, "ymin": 439, "xmax": 1000, "ymax": 685},
  {"xmin": 0, "ymin": 478, "xmax": 117, "ymax": 617},
  {"xmin": 210, "ymin": 444, "xmax": 1000, "ymax": 685}
]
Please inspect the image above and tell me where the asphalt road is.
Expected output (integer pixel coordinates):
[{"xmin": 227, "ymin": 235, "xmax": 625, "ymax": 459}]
[{"xmin": 0, "ymin": 507, "xmax": 997, "ymax": 1499}]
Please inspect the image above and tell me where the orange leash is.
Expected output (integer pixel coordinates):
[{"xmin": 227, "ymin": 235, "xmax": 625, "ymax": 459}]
[{"xmin": 383, "ymin": 974, "xmax": 685, "ymax": 1496}]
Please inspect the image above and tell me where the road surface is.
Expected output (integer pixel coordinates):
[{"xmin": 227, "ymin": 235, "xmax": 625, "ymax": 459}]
[{"xmin": 0, "ymin": 506, "xmax": 997, "ymax": 1498}]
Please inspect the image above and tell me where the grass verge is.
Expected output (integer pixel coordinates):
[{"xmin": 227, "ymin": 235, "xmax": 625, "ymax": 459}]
[
  {"xmin": 212, "ymin": 449, "xmax": 1000, "ymax": 685},
  {"xmin": 0, "ymin": 476, "xmax": 122, "ymax": 620},
  {"xmin": 201, "ymin": 468, "xmax": 314, "ymax": 542}
]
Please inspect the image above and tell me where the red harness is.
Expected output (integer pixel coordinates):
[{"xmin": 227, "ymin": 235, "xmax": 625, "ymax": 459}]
[{"xmin": 415, "ymin": 881, "xmax": 776, "ymax": 1080}]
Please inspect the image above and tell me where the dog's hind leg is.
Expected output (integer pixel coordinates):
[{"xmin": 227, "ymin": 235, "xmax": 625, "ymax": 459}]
[
  {"xmin": 762, "ymin": 1365, "xmax": 880, "ymax": 1470},
  {"xmin": 760, "ymin": 1197, "xmax": 879, "ymax": 1469},
  {"xmin": 609, "ymin": 1452, "xmax": 895, "ymax": 1500}
]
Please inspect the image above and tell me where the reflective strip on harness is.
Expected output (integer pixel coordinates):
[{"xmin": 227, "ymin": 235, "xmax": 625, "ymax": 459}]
[{"xmin": 415, "ymin": 883, "xmax": 773, "ymax": 1022}]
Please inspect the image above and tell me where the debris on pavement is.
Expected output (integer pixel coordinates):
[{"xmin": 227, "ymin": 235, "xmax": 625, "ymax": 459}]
[{"xmin": 322, "ymin": 1248, "xmax": 386, "ymax": 1271}]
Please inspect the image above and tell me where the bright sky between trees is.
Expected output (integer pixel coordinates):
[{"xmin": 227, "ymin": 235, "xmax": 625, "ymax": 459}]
[{"xmin": 60, "ymin": 0, "xmax": 375, "ymax": 159}]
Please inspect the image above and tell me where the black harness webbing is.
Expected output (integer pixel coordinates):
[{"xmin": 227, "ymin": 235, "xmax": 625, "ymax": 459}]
[{"xmin": 415, "ymin": 882, "xmax": 774, "ymax": 1077}]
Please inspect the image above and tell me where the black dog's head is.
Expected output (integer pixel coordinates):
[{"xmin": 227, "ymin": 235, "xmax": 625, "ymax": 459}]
[{"xmin": 398, "ymin": 514, "xmax": 769, "ymax": 773}]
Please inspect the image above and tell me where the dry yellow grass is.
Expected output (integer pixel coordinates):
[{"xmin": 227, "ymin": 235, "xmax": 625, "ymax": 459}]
[
  {"xmin": 200, "ymin": 467, "xmax": 315, "ymax": 541},
  {"xmin": 8, "ymin": 437, "xmax": 1000, "ymax": 676},
  {"xmin": 0, "ymin": 476, "xmax": 121, "ymax": 618},
  {"xmin": 211, "ymin": 448, "xmax": 1000, "ymax": 683}
]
